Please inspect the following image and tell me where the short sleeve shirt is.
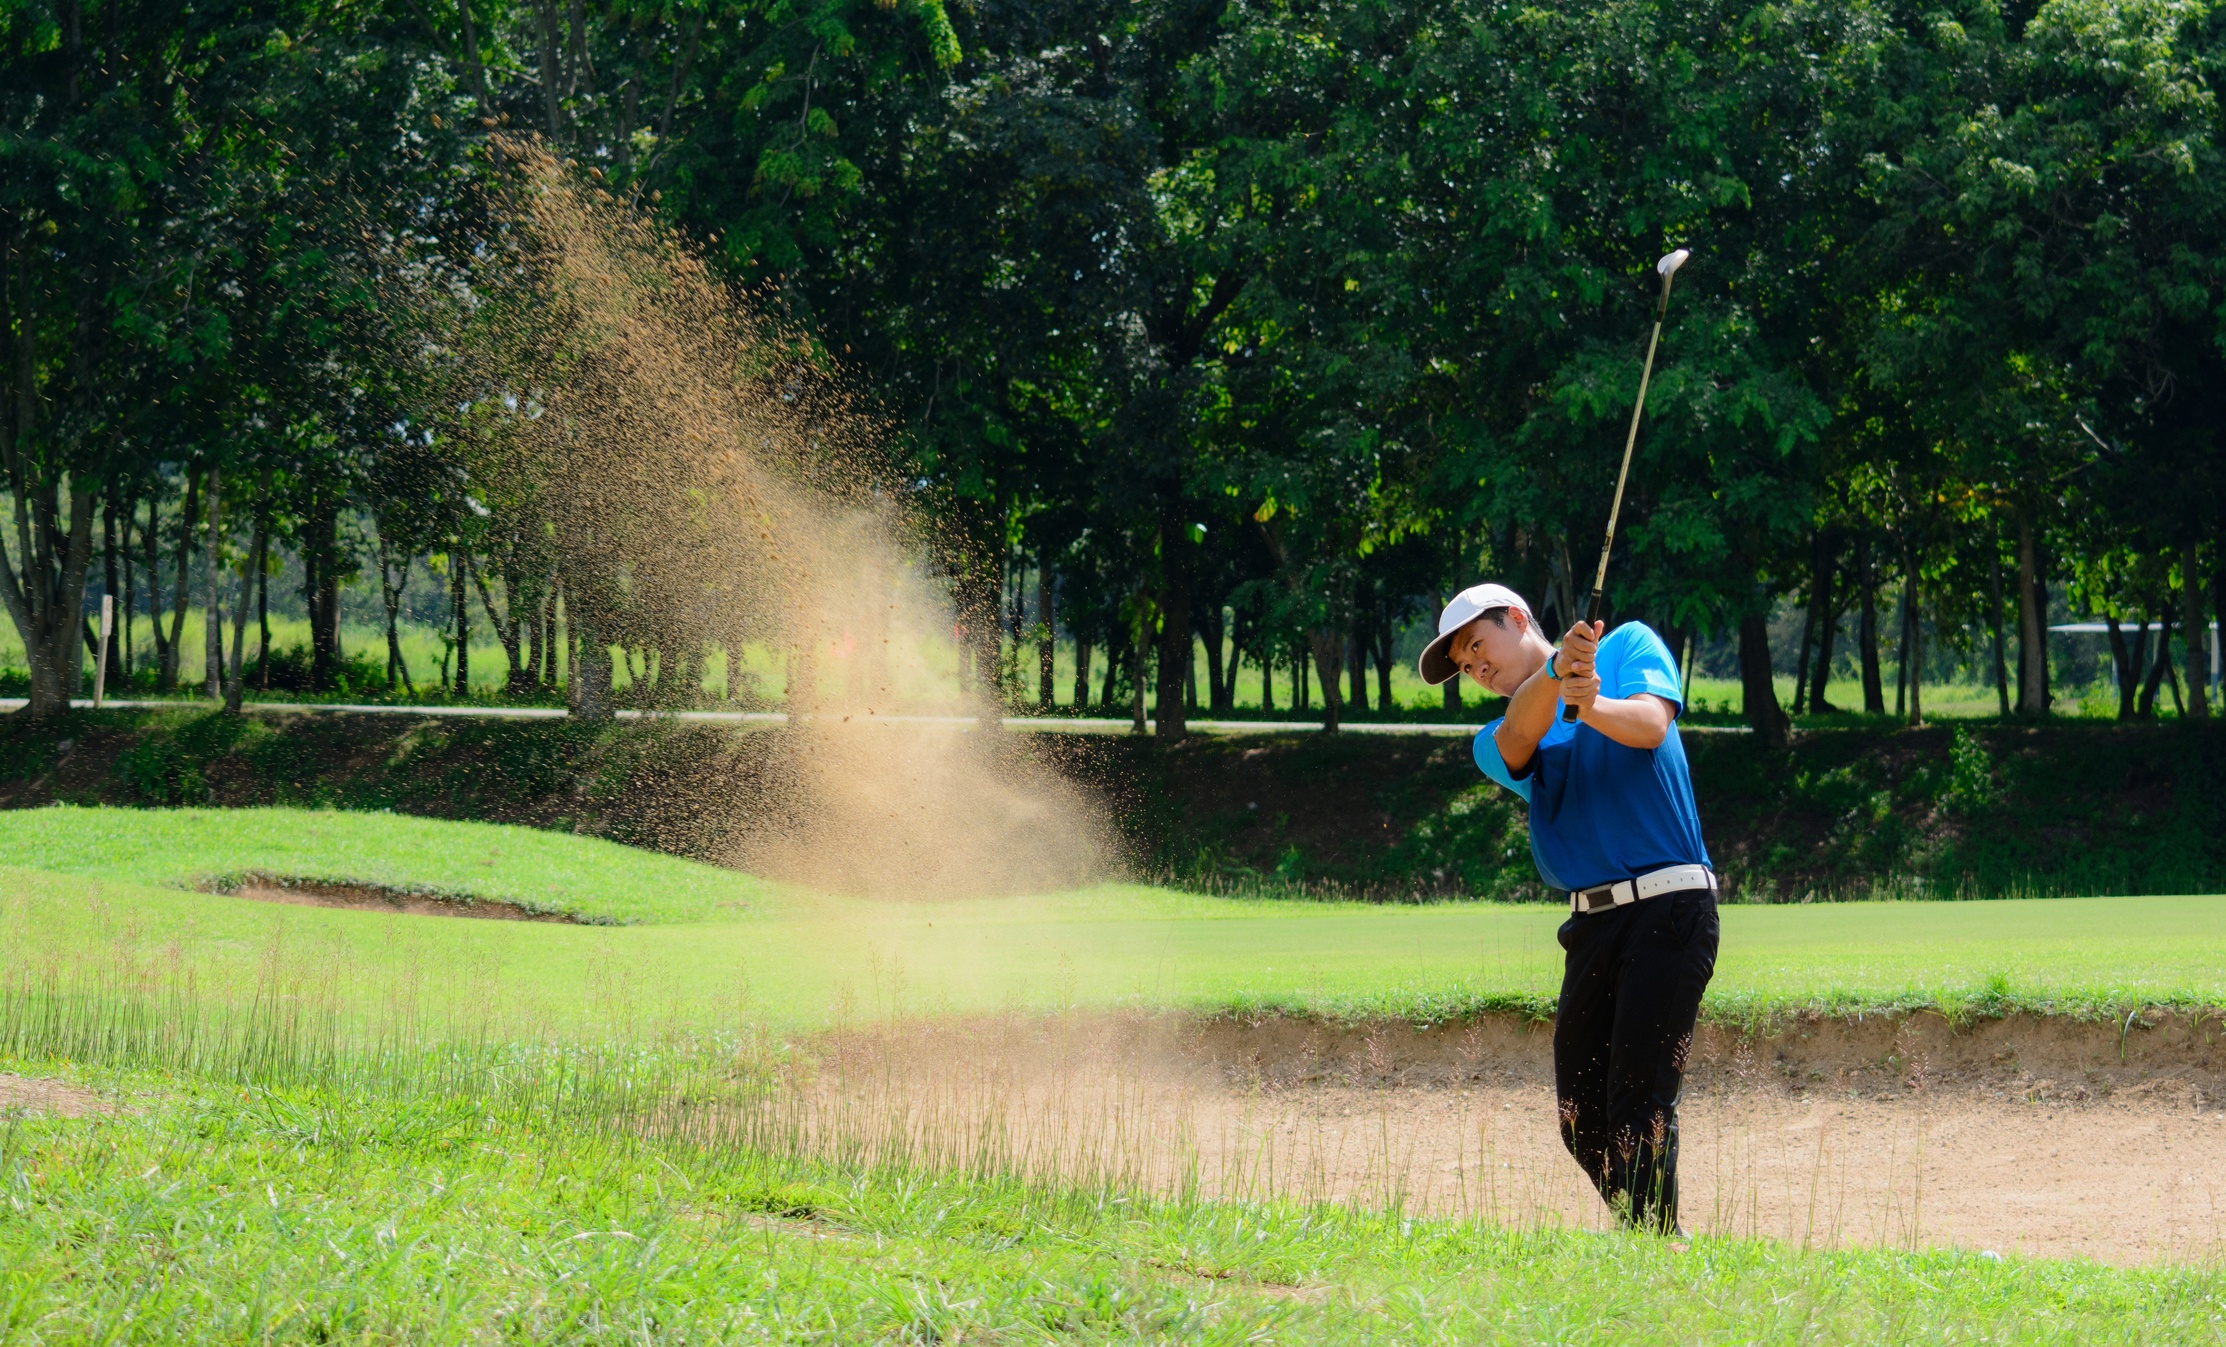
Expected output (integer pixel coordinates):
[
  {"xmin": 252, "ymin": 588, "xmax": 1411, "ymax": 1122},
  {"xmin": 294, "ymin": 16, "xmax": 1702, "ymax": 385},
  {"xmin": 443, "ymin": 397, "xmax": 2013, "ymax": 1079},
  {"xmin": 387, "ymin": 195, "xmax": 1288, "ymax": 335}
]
[{"xmin": 1472, "ymin": 621, "xmax": 1711, "ymax": 893}]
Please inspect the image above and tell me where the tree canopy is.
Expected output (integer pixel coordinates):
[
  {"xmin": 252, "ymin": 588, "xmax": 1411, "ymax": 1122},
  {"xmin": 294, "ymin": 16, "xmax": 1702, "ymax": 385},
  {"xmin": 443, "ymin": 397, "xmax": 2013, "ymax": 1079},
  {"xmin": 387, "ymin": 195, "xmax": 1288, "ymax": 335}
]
[{"xmin": 4, "ymin": 0, "xmax": 2221, "ymax": 741}]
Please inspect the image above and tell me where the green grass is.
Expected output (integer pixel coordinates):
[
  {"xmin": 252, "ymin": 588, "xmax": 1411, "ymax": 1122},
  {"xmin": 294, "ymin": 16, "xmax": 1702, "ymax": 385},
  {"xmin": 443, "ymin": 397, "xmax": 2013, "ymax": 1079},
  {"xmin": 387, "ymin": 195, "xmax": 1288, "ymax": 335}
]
[
  {"xmin": 3, "ymin": 1056, "xmax": 2220, "ymax": 1345},
  {"xmin": 0, "ymin": 805, "xmax": 767, "ymax": 924},
  {"xmin": 8, "ymin": 806, "xmax": 2226, "ymax": 1339},
  {"xmin": 7, "ymin": 806, "xmax": 2226, "ymax": 1034}
]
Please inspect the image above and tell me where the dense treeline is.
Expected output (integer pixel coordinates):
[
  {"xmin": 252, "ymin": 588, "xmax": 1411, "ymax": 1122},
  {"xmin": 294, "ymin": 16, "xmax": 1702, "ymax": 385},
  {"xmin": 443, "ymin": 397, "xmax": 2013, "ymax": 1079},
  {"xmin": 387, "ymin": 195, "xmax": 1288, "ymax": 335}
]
[{"xmin": 3, "ymin": 0, "xmax": 2221, "ymax": 742}]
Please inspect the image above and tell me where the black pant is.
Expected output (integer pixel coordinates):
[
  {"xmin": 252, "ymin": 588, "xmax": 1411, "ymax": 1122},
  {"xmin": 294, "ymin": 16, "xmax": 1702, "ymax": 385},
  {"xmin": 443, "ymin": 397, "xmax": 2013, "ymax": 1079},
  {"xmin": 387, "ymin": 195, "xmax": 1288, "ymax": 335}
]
[{"xmin": 1553, "ymin": 886, "xmax": 1719, "ymax": 1232}]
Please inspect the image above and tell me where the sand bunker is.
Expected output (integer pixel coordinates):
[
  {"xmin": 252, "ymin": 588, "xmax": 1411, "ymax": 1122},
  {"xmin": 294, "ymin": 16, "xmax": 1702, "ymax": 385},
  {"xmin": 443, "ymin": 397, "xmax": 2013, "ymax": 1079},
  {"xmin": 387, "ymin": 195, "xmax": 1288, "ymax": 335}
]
[
  {"xmin": 208, "ymin": 875, "xmax": 578, "ymax": 923},
  {"xmin": 759, "ymin": 1010, "xmax": 2226, "ymax": 1265}
]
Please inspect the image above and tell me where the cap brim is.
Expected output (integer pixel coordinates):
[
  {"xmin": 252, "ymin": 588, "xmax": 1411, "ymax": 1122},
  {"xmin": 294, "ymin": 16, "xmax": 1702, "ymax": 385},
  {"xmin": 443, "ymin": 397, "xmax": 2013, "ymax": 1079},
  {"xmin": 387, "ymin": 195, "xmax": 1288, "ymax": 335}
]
[{"xmin": 1418, "ymin": 629, "xmax": 1460, "ymax": 686}]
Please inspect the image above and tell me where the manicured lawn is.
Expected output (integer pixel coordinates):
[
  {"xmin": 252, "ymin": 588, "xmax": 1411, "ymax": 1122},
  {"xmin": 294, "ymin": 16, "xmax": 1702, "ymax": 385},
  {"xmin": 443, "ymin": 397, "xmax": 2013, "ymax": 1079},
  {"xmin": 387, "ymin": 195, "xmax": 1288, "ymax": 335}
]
[
  {"xmin": 5, "ymin": 806, "xmax": 2226, "ymax": 1032},
  {"xmin": 0, "ymin": 804, "xmax": 767, "ymax": 923},
  {"xmin": 8, "ymin": 805, "xmax": 2226, "ymax": 1339}
]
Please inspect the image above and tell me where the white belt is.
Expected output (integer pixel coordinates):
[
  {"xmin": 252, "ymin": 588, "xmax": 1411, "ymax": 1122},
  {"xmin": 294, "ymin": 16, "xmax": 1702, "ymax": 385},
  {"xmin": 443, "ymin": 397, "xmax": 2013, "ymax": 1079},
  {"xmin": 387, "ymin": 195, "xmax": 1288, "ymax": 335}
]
[{"xmin": 1571, "ymin": 864, "xmax": 1717, "ymax": 914}]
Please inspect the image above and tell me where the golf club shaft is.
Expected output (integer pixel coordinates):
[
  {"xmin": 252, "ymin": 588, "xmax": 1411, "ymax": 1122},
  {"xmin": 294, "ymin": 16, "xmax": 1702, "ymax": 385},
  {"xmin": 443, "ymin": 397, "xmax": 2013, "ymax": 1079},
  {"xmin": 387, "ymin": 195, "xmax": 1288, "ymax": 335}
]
[{"xmin": 1562, "ymin": 271, "xmax": 1677, "ymax": 723}]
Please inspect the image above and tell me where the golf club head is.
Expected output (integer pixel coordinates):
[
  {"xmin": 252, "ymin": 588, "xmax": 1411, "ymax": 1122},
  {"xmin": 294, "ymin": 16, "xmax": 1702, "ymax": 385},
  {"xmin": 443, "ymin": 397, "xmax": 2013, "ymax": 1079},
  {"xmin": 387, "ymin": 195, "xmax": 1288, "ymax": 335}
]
[{"xmin": 1657, "ymin": 248, "xmax": 1691, "ymax": 278}]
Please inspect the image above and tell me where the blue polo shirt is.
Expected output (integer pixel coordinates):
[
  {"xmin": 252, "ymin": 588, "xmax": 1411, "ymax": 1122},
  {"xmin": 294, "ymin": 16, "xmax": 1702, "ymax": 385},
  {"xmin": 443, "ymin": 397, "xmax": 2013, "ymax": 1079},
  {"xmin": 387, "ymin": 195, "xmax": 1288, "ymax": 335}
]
[{"xmin": 1473, "ymin": 622, "xmax": 1710, "ymax": 893}]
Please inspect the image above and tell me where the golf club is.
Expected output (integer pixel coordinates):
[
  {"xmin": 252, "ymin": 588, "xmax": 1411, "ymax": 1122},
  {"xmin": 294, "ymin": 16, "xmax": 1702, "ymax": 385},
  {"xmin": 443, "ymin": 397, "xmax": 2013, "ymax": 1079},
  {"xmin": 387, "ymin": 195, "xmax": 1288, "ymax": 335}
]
[{"xmin": 1561, "ymin": 247, "xmax": 1690, "ymax": 722}]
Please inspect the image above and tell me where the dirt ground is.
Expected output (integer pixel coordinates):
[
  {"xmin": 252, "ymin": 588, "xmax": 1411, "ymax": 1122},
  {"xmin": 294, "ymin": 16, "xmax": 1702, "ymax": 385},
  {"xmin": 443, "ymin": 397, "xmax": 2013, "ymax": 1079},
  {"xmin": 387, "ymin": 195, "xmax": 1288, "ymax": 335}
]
[
  {"xmin": 790, "ymin": 1009, "xmax": 2226, "ymax": 1265},
  {"xmin": 210, "ymin": 875, "xmax": 577, "ymax": 922},
  {"xmin": 0, "ymin": 1073, "xmax": 108, "ymax": 1117}
]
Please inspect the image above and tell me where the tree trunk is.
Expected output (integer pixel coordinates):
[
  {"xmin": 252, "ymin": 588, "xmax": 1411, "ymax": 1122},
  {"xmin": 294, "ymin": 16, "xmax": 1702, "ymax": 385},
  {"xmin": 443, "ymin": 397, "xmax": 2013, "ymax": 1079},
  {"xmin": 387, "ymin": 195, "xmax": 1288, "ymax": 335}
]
[
  {"xmin": 1790, "ymin": 610, "xmax": 1814, "ymax": 717},
  {"xmin": 571, "ymin": 614, "xmax": 612, "ymax": 719},
  {"xmin": 1857, "ymin": 534, "xmax": 1885, "ymax": 714},
  {"xmin": 256, "ymin": 531, "xmax": 270, "ymax": 690},
  {"xmin": 536, "ymin": 0, "xmax": 563, "ymax": 138},
  {"xmin": 452, "ymin": 555, "xmax": 470, "ymax": 696},
  {"xmin": 1988, "ymin": 538, "xmax": 2011, "ymax": 717},
  {"xmin": 525, "ymin": 590, "xmax": 545, "ymax": 693},
  {"xmin": 1154, "ymin": 515, "xmax": 1191, "ymax": 741},
  {"xmin": 303, "ymin": 493, "xmax": 342, "ymax": 691},
  {"xmin": 1294, "ymin": 642, "xmax": 1309, "ymax": 712},
  {"xmin": 0, "ymin": 484, "xmax": 98, "ymax": 718},
  {"xmin": 2104, "ymin": 615, "xmax": 2136, "ymax": 721},
  {"xmin": 1806, "ymin": 529, "xmax": 1838, "ymax": 713},
  {"xmin": 2140, "ymin": 603, "xmax": 2174, "ymax": 718},
  {"xmin": 100, "ymin": 486, "xmax": 124, "ymax": 688},
  {"xmin": 1737, "ymin": 607, "xmax": 1788, "ymax": 749},
  {"xmin": 161, "ymin": 472, "xmax": 198, "ymax": 691},
  {"xmin": 1893, "ymin": 563, "xmax": 1909, "ymax": 720},
  {"xmin": 1202, "ymin": 602, "xmax": 1228, "ymax": 715},
  {"xmin": 1037, "ymin": 563, "xmax": 1056, "ymax": 711},
  {"xmin": 120, "ymin": 486, "xmax": 137, "ymax": 678},
  {"xmin": 380, "ymin": 545, "xmax": 413, "ymax": 694},
  {"xmin": 1072, "ymin": 632, "xmax": 1093, "ymax": 710},
  {"xmin": 2182, "ymin": 539, "xmax": 2209, "ymax": 719},
  {"xmin": 203, "ymin": 468, "xmax": 224, "ymax": 698},
  {"xmin": 2215, "ymin": 541, "xmax": 2226, "ymax": 712},
  {"xmin": 2129, "ymin": 616, "xmax": 2155, "ymax": 717},
  {"xmin": 2016, "ymin": 511, "xmax": 2047, "ymax": 715},
  {"xmin": 1374, "ymin": 614, "xmax": 1394, "ymax": 713},
  {"xmin": 1310, "ymin": 628, "xmax": 1343, "ymax": 733},
  {"xmin": 1128, "ymin": 599, "xmax": 1149, "ymax": 734},
  {"xmin": 1260, "ymin": 637, "xmax": 1275, "ymax": 713},
  {"xmin": 458, "ymin": 0, "xmax": 489, "ymax": 107},
  {"xmin": 561, "ymin": 584, "xmax": 577, "ymax": 699},
  {"xmin": 1791, "ymin": 532, "xmax": 1823, "ymax": 716},
  {"xmin": 1903, "ymin": 553, "xmax": 1923, "ymax": 727},
  {"xmin": 473, "ymin": 566, "xmax": 533, "ymax": 696},
  {"xmin": 224, "ymin": 509, "xmax": 262, "ymax": 713},
  {"xmin": 1345, "ymin": 628, "xmax": 1367, "ymax": 714}
]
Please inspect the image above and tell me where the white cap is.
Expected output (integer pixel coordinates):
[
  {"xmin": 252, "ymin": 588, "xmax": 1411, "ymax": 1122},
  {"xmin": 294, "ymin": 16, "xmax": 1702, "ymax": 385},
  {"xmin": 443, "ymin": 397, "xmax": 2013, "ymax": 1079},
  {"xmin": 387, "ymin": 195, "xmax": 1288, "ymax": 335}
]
[{"xmin": 1417, "ymin": 583, "xmax": 1534, "ymax": 686}]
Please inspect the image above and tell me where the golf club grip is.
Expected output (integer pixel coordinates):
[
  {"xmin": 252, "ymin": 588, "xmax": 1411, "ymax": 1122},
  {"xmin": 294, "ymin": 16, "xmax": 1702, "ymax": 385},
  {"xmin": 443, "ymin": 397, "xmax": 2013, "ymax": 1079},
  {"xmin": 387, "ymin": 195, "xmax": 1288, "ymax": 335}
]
[{"xmin": 1558, "ymin": 591, "xmax": 1607, "ymax": 723}]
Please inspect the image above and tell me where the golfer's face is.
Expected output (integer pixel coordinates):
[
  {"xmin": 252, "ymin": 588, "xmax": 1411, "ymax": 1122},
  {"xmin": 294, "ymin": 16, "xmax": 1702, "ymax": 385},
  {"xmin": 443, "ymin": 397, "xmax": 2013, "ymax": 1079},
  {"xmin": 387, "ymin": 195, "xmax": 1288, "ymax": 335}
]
[{"xmin": 1454, "ymin": 615, "xmax": 1531, "ymax": 697}]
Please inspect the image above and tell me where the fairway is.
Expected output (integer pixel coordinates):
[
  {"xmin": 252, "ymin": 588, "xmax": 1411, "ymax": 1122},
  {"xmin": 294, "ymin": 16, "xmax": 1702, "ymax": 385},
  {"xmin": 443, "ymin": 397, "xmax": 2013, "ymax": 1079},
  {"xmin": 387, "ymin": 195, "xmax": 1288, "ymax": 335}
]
[
  {"xmin": 12, "ymin": 806, "xmax": 2226, "ymax": 1331},
  {"xmin": 6, "ymin": 806, "xmax": 2223, "ymax": 1030}
]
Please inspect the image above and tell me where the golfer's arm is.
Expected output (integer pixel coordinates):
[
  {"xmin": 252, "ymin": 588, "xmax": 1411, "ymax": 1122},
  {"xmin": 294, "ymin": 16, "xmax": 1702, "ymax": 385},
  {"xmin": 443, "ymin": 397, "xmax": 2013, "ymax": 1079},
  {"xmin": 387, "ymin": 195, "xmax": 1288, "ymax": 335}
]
[
  {"xmin": 1492, "ymin": 659, "xmax": 1564, "ymax": 773},
  {"xmin": 1578, "ymin": 692, "xmax": 1675, "ymax": 749}
]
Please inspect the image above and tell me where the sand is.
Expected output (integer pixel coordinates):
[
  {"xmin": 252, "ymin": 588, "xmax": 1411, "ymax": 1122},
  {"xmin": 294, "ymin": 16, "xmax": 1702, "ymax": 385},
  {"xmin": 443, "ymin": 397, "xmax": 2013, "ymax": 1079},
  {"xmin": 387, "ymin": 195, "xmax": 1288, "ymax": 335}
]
[{"xmin": 782, "ymin": 1009, "xmax": 2226, "ymax": 1265}]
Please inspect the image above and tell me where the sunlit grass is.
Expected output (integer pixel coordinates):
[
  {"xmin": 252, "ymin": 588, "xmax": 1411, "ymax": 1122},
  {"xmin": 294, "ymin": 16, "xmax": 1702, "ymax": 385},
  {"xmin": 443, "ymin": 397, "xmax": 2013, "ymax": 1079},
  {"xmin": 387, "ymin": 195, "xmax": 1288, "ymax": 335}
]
[
  {"xmin": 6, "ymin": 804, "xmax": 2226, "ymax": 1336},
  {"xmin": 5, "ymin": 1050, "xmax": 2214, "ymax": 1343},
  {"xmin": 7, "ymin": 807, "xmax": 2226, "ymax": 1036}
]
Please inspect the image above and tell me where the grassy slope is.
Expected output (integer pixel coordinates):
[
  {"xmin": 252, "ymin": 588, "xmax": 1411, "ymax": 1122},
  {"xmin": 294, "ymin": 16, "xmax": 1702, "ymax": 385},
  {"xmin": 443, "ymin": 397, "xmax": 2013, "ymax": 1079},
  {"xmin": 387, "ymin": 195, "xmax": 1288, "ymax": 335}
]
[
  {"xmin": 8, "ymin": 808, "xmax": 2226, "ymax": 1030},
  {"xmin": 2, "ymin": 1060, "xmax": 2215, "ymax": 1345},
  {"xmin": 0, "ymin": 804, "xmax": 769, "ymax": 923}
]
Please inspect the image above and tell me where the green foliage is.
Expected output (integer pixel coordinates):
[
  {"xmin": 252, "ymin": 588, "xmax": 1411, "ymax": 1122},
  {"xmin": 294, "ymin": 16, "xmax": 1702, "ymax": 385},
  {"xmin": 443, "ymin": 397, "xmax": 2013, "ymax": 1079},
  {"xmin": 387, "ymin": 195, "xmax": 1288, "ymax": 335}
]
[{"xmin": 14, "ymin": 711, "xmax": 2226, "ymax": 903}]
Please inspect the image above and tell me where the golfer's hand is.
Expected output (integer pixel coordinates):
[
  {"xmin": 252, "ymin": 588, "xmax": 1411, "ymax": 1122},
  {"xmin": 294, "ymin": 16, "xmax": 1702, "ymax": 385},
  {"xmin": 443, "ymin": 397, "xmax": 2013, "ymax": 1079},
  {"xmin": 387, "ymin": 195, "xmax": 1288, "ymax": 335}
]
[
  {"xmin": 1560, "ymin": 664, "xmax": 1601, "ymax": 715},
  {"xmin": 1556, "ymin": 621, "xmax": 1603, "ymax": 679}
]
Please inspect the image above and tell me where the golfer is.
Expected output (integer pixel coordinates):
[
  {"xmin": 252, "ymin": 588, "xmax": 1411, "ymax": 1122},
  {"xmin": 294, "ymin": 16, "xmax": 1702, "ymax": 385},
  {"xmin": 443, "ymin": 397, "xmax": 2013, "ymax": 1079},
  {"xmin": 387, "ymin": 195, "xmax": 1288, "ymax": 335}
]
[{"xmin": 1418, "ymin": 582, "xmax": 1717, "ymax": 1233}]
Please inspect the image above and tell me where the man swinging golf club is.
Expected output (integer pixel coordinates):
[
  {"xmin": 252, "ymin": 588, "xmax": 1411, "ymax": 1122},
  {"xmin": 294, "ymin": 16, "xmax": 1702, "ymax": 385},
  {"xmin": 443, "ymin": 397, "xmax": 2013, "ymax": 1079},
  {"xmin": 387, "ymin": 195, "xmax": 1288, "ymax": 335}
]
[{"xmin": 1417, "ymin": 248, "xmax": 1715, "ymax": 1233}]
